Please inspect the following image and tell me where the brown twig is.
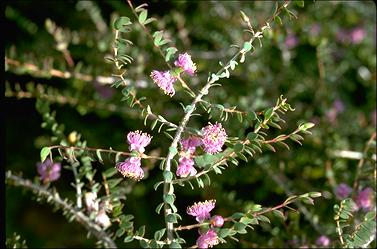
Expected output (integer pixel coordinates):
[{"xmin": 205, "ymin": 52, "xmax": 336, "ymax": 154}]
[{"xmin": 48, "ymin": 145, "xmax": 164, "ymax": 160}]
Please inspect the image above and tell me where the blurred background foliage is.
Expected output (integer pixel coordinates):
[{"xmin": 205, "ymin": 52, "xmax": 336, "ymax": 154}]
[{"xmin": 5, "ymin": 0, "xmax": 376, "ymax": 248}]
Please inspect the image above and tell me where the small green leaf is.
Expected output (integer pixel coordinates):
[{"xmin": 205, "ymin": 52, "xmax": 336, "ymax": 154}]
[
  {"xmin": 123, "ymin": 235, "xmax": 134, "ymax": 243},
  {"xmin": 247, "ymin": 132, "xmax": 258, "ymax": 141},
  {"xmin": 139, "ymin": 240, "xmax": 149, "ymax": 248},
  {"xmin": 138, "ymin": 225, "xmax": 146, "ymax": 237},
  {"xmin": 233, "ymin": 143, "xmax": 244, "ymax": 153},
  {"xmin": 96, "ymin": 149, "xmax": 103, "ymax": 163},
  {"xmin": 163, "ymin": 171, "xmax": 173, "ymax": 182},
  {"xmin": 166, "ymin": 214, "xmax": 178, "ymax": 223},
  {"xmin": 113, "ymin": 17, "xmax": 132, "ymax": 32},
  {"xmin": 103, "ymin": 167, "xmax": 118, "ymax": 178},
  {"xmin": 246, "ymin": 111, "xmax": 257, "ymax": 122},
  {"xmin": 165, "ymin": 47, "xmax": 178, "ymax": 62},
  {"xmin": 242, "ymin": 41, "xmax": 252, "ymax": 53},
  {"xmin": 40, "ymin": 147, "xmax": 51, "ymax": 162},
  {"xmin": 251, "ymin": 204, "xmax": 262, "ymax": 212},
  {"xmin": 164, "ymin": 194, "xmax": 174, "ymax": 204},
  {"xmin": 257, "ymin": 215, "xmax": 270, "ymax": 223},
  {"xmin": 364, "ymin": 211, "xmax": 376, "ymax": 221},
  {"xmin": 272, "ymin": 210, "xmax": 286, "ymax": 221},
  {"xmin": 275, "ymin": 16, "xmax": 283, "ymax": 25},
  {"xmin": 309, "ymin": 192, "xmax": 322, "ymax": 198},
  {"xmin": 240, "ymin": 216, "xmax": 253, "ymax": 225},
  {"xmin": 233, "ymin": 222, "xmax": 246, "ymax": 231},
  {"xmin": 298, "ymin": 122, "xmax": 315, "ymax": 131},
  {"xmin": 169, "ymin": 146, "xmax": 178, "ymax": 157},
  {"xmin": 263, "ymin": 107, "xmax": 274, "ymax": 120},
  {"xmin": 155, "ymin": 202, "xmax": 164, "ymax": 214},
  {"xmin": 169, "ymin": 241, "xmax": 181, "ymax": 248},
  {"xmin": 154, "ymin": 228, "xmax": 166, "ymax": 241},
  {"xmin": 230, "ymin": 212, "xmax": 244, "ymax": 219},
  {"xmin": 138, "ymin": 10, "xmax": 148, "ymax": 24}
]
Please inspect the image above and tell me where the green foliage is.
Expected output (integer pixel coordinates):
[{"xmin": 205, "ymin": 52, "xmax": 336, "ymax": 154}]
[{"xmin": 4, "ymin": 0, "xmax": 376, "ymax": 248}]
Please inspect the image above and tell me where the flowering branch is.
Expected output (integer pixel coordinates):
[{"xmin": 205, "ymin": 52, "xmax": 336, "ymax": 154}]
[
  {"xmin": 5, "ymin": 171, "xmax": 116, "ymax": 248},
  {"xmin": 161, "ymin": 1, "xmax": 295, "ymax": 242}
]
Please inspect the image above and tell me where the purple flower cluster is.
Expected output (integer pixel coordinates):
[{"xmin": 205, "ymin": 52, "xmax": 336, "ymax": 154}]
[
  {"xmin": 326, "ymin": 99, "xmax": 345, "ymax": 125},
  {"xmin": 37, "ymin": 158, "xmax": 61, "ymax": 183},
  {"xmin": 316, "ymin": 235, "xmax": 330, "ymax": 247},
  {"xmin": 201, "ymin": 123, "xmax": 227, "ymax": 154},
  {"xmin": 285, "ymin": 33, "xmax": 299, "ymax": 50},
  {"xmin": 174, "ymin": 53, "xmax": 197, "ymax": 76},
  {"xmin": 197, "ymin": 229, "xmax": 219, "ymax": 249},
  {"xmin": 335, "ymin": 183, "xmax": 352, "ymax": 199},
  {"xmin": 176, "ymin": 136, "xmax": 202, "ymax": 178},
  {"xmin": 187, "ymin": 200, "xmax": 216, "ymax": 223},
  {"xmin": 176, "ymin": 123, "xmax": 227, "ymax": 178},
  {"xmin": 150, "ymin": 70, "xmax": 177, "ymax": 96},
  {"xmin": 336, "ymin": 27, "xmax": 366, "ymax": 45},
  {"xmin": 176, "ymin": 156, "xmax": 197, "ymax": 178},
  {"xmin": 115, "ymin": 130, "xmax": 152, "ymax": 181},
  {"xmin": 186, "ymin": 199, "xmax": 224, "ymax": 248},
  {"xmin": 116, "ymin": 157, "xmax": 144, "ymax": 181},
  {"xmin": 127, "ymin": 130, "xmax": 152, "ymax": 153},
  {"xmin": 150, "ymin": 52, "xmax": 196, "ymax": 97},
  {"xmin": 355, "ymin": 187, "xmax": 374, "ymax": 211}
]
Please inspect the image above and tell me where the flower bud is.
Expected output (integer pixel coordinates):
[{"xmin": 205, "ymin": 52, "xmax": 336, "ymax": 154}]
[{"xmin": 210, "ymin": 215, "xmax": 224, "ymax": 227}]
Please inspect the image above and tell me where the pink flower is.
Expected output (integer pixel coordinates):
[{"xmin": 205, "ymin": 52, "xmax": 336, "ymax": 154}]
[
  {"xmin": 335, "ymin": 183, "xmax": 352, "ymax": 199},
  {"xmin": 355, "ymin": 187, "xmax": 374, "ymax": 211},
  {"xmin": 187, "ymin": 200, "xmax": 216, "ymax": 223},
  {"xmin": 210, "ymin": 215, "xmax": 224, "ymax": 227},
  {"xmin": 115, "ymin": 157, "xmax": 144, "ymax": 181},
  {"xmin": 174, "ymin": 53, "xmax": 197, "ymax": 76},
  {"xmin": 316, "ymin": 235, "xmax": 330, "ymax": 247},
  {"xmin": 150, "ymin": 70, "xmax": 177, "ymax": 96},
  {"xmin": 201, "ymin": 123, "xmax": 227, "ymax": 154},
  {"xmin": 285, "ymin": 32, "xmax": 299, "ymax": 49},
  {"xmin": 196, "ymin": 229, "xmax": 219, "ymax": 249},
  {"xmin": 37, "ymin": 158, "xmax": 61, "ymax": 183},
  {"xmin": 180, "ymin": 136, "xmax": 202, "ymax": 153},
  {"xmin": 127, "ymin": 130, "xmax": 152, "ymax": 153},
  {"xmin": 176, "ymin": 156, "xmax": 197, "ymax": 178},
  {"xmin": 350, "ymin": 27, "xmax": 366, "ymax": 44}
]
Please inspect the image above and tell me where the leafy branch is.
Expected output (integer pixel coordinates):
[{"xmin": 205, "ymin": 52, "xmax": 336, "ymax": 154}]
[{"xmin": 6, "ymin": 171, "xmax": 117, "ymax": 248}]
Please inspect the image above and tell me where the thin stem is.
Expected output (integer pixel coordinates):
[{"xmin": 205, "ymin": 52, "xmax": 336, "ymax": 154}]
[
  {"xmin": 259, "ymin": 162, "xmax": 323, "ymax": 233},
  {"xmin": 5, "ymin": 57, "xmax": 94, "ymax": 82},
  {"xmin": 70, "ymin": 162, "xmax": 82, "ymax": 208},
  {"xmin": 176, "ymin": 194, "xmax": 308, "ymax": 232},
  {"xmin": 133, "ymin": 236, "xmax": 166, "ymax": 245},
  {"xmin": 5, "ymin": 83, "xmax": 140, "ymax": 118},
  {"xmin": 48, "ymin": 145, "xmax": 165, "ymax": 160},
  {"xmin": 175, "ymin": 222, "xmax": 210, "ymax": 231},
  {"xmin": 6, "ymin": 172, "xmax": 116, "ymax": 248}
]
